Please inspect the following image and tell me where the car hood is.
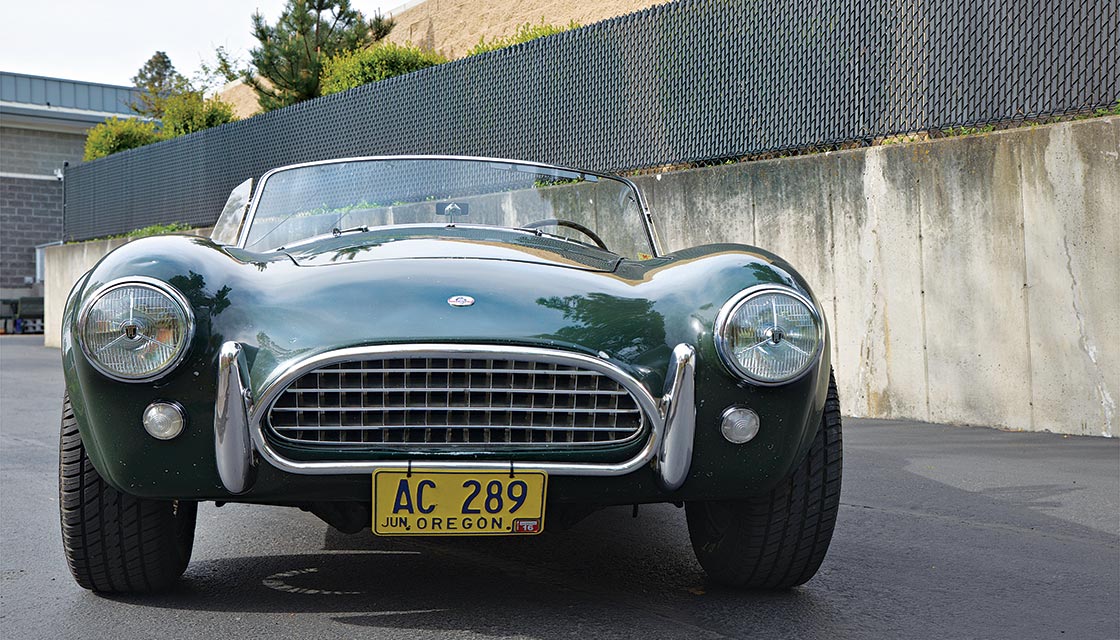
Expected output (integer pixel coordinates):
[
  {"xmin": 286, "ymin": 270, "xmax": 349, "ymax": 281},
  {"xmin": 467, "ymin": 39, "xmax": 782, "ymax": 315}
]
[
  {"xmin": 220, "ymin": 253, "xmax": 673, "ymax": 385},
  {"xmin": 281, "ymin": 230, "xmax": 622, "ymax": 273}
]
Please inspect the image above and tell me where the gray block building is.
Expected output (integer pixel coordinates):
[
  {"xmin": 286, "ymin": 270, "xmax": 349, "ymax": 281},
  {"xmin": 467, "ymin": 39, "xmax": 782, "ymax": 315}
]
[{"xmin": 0, "ymin": 71, "xmax": 141, "ymax": 298}]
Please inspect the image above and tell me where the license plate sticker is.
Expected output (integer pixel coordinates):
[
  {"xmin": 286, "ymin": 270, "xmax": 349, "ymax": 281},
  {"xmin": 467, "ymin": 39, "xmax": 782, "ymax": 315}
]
[{"xmin": 372, "ymin": 470, "xmax": 547, "ymax": 536}]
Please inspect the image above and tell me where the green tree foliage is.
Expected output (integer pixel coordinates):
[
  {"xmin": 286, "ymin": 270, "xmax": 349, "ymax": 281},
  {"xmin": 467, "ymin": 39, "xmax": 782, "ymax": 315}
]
[
  {"xmin": 466, "ymin": 20, "xmax": 579, "ymax": 56},
  {"xmin": 160, "ymin": 93, "xmax": 238, "ymax": 138},
  {"xmin": 130, "ymin": 51, "xmax": 191, "ymax": 117},
  {"xmin": 83, "ymin": 118, "xmax": 161, "ymax": 161},
  {"xmin": 194, "ymin": 46, "xmax": 246, "ymax": 92},
  {"xmin": 320, "ymin": 43, "xmax": 446, "ymax": 96},
  {"xmin": 246, "ymin": 0, "xmax": 395, "ymax": 111}
]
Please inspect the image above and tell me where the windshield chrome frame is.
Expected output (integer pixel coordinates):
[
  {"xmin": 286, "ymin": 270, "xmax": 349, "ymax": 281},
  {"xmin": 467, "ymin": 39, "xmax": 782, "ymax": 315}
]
[{"xmin": 235, "ymin": 155, "xmax": 663, "ymax": 257}]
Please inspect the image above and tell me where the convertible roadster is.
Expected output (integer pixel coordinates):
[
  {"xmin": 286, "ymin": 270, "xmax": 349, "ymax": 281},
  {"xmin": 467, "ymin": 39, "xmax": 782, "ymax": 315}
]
[{"xmin": 60, "ymin": 156, "xmax": 841, "ymax": 592}]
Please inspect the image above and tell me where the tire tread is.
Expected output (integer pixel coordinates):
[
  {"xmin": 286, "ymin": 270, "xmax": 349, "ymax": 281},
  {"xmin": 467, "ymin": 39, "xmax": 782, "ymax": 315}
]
[
  {"xmin": 687, "ymin": 372, "xmax": 843, "ymax": 589},
  {"xmin": 58, "ymin": 395, "xmax": 196, "ymax": 593}
]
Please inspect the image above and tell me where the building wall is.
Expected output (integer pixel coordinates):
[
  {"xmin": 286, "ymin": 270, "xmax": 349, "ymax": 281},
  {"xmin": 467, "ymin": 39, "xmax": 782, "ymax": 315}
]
[
  {"xmin": 0, "ymin": 126, "xmax": 86, "ymax": 176},
  {"xmin": 0, "ymin": 126, "xmax": 84, "ymax": 295},
  {"xmin": 0, "ymin": 177, "xmax": 63, "ymax": 292},
  {"xmin": 386, "ymin": 0, "xmax": 665, "ymax": 58},
  {"xmin": 1, "ymin": 72, "xmax": 140, "ymax": 299},
  {"xmin": 216, "ymin": 79, "xmax": 265, "ymax": 120}
]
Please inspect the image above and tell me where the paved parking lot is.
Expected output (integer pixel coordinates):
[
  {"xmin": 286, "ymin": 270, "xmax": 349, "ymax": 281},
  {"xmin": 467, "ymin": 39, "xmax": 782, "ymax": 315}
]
[{"xmin": 1, "ymin": 334, "xmax": 1117, "ymax": 639}]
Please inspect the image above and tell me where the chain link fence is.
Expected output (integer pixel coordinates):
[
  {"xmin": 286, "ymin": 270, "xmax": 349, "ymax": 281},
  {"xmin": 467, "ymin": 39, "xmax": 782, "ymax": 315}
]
[{"xmin": 64, "ymin": 0, "xmax": 1119, "ymax": 241}]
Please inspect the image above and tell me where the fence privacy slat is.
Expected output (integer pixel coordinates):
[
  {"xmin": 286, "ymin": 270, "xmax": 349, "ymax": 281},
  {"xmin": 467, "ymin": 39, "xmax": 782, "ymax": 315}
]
[{"xmin": 64, "ymin": 0, "xmax": 1120, "ymax": 241}]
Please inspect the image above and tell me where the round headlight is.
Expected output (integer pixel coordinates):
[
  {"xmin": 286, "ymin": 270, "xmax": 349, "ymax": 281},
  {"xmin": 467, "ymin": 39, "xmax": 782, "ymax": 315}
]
[
  {"xmin": 78, "ymin": 278, "xmax": 194, "ymax": 382},
  {"xmin": 715, "ymin": 286, "xmax": 821, "ymax": 385}
]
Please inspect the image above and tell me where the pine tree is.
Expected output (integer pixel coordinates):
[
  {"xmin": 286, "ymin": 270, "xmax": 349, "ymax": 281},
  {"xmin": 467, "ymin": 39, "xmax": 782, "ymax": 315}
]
[
  {"xmin": 195, "ymin": 46, "xmax": 245, "ymax": 92},
  {"xmin": 369, "ymin": 11, "xmax": 395, "ymax": 41},
  {"xmin": 245, "ymin": 0, "xmax": 395, "ymax": 111},
  {"xmin": 130, "ymin": 52, "xmax": 190, "ymax": 118}
]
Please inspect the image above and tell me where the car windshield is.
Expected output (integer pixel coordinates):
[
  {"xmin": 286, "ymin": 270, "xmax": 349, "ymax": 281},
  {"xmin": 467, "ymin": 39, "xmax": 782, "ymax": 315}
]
[{"xmin": 241, "ymin": 158, "xmax": 655, "ymax": 259}]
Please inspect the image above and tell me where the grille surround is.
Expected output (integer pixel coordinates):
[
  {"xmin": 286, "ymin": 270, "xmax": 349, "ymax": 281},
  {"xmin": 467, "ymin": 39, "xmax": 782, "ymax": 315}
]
[{"xmin": 261, "ymin": 347, "xmax": 649, "ymax": 451}]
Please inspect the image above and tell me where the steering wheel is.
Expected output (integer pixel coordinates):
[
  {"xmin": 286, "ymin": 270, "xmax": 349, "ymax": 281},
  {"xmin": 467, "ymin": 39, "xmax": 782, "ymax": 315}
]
[{"xmin": 521, "ymin": 218, "xmax": 610, "ymax": 251}]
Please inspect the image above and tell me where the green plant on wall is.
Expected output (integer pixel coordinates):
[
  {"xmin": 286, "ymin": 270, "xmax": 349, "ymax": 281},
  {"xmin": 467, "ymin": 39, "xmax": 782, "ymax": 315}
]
[
  {"xmin": 69, "ymin": 222, "xmax": 195, "ymax": 244},
  {"xmin": 1090, "ymin": 99, "xmax": 1120, "ymax": 118},
  {"xmin": 466, "ymin": 19, "xmax": 579, "ymax": 56},
  {"xmin": 83, "ymin": 118, "xmax": 161, "ymax": 161},
  {"xmin": 941, "ymin": 124, "xmax": 996, "ymax": 137},
  {"xmin": 320, "ymin": 43, "xmax": 447, "ymax": 95},
  {"xmin": 125, "ymin": 222, "xmax": 194, "ymax": 238}
]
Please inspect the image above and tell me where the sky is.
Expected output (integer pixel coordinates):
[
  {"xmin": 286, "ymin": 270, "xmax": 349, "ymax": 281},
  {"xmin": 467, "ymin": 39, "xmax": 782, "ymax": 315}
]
[{"xmin": 0, "ymin": 0, "xmax": 402, "ymax": 87}]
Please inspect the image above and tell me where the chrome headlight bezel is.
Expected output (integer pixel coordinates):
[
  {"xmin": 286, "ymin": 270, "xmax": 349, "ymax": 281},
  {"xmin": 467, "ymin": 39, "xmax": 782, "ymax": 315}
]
[
  {"xmin": 714, "ymin": 285, "xmax": 823, "ymax": 386},
  {"xmin": 76, "ymin": 276, "xmax": 195, "ymax": 383}
]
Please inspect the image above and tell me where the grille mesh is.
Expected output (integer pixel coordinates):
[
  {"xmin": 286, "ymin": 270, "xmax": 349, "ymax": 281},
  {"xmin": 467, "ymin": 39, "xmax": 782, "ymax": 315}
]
[{"xmin": 266, "ymin": 355, "xmax": 645, "ymax": 449}]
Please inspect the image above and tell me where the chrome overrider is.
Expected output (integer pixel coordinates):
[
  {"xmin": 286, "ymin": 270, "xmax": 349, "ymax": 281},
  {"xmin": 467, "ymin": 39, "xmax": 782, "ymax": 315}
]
[
  {"xmin": 658, "ymin": 344, "xmax": 696, "ymax": 491},
  {"xmin": 213, "ymin": 342, "xmax": 256, "ymax": 494},
  {"xmin": 213, "ymin": 342, "xmax": 697, "ymax": 494}
]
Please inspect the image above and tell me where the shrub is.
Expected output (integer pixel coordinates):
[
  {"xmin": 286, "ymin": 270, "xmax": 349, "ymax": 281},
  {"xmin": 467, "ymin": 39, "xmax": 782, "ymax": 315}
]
[
  {"xmin": 68, "ymin": 222, "xmax": 195, "ymax": 244},
  {"xmin": 125, "ymin": 222, "xmax": 194, "ymax": 238},
  {"xmin": 465, "ymin": 20, "xmax": 579, "ymax": 56},
  {"xmin": 160, "ymin": 92, "xmax": 237, "ymax": 138},
  {"xmin": 82, "ymin": 118, "xmax": 160, "ymax": 161},
  {"xmin": 320, "ymin": 43, "xmax": 447, "ymax": 96}
]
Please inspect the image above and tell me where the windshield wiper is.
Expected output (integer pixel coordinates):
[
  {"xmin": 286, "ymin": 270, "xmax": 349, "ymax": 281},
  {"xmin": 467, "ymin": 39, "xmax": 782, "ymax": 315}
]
[
  {"xmin": 515, "ymin": 227, "xmax": 600, "ymax": 251},
  {"xmin": 274, "ymin": 225, "xmax": 375, "ymax": 251},
  {"xmin": 332, "ymin": 225, "xmax": 369, "ymax": 237}
]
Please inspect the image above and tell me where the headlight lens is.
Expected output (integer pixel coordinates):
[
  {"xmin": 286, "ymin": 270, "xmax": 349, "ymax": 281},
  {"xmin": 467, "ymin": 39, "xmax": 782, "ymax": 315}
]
[
  {"xmin": 715, "ymin": 287, "xmax": 821, "ymax": 384},
  {"xmin": 78, "ymin": 280, "xmax": 193, "ymax": 381}
]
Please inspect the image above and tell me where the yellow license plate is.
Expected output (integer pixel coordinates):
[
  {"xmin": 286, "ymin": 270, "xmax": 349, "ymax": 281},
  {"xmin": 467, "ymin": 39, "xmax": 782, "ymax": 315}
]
[{"xmin": 372, "ymin": 469, "xmax": 547, "ymax": 536}]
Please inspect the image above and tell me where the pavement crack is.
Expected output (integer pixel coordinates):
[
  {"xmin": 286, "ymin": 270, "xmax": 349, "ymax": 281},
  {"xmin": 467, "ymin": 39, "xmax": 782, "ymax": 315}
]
[{"xmin": 840, "ymin": 501, "xmax": 1119, "ymax": 548}]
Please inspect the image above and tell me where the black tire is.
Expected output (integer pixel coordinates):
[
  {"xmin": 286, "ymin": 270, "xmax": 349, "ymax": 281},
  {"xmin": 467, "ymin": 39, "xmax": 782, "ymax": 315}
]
[
  {"xmin": 686, "ymin": 372, "xmax": 842, "ymax": 589},
  {"xmin": 59, "ymin": 394, "xmax": 197, "ymax": 592}
]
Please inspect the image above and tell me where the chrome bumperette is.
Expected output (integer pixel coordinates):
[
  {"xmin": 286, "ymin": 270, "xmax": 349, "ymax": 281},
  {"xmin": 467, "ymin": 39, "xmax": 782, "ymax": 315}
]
[
  {"xmin": 656, "ymin": 344, "xmax": 696, "ymax": 490},
  {"xmin": 214, "ymin": 342, "xmax": 256, "ymax": 494}
]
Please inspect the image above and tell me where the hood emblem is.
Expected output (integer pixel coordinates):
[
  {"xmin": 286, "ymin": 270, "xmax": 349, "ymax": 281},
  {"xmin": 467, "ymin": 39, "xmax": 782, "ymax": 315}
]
[{"xmin": 447, "ymin": 295, "xmax": 475, "ymax": 307}]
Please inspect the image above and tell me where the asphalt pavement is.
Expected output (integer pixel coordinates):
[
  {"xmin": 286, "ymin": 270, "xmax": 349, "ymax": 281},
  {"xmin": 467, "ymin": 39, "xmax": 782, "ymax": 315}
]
[{"xmin": 1, "ymin": 334, "xmax": 1117, "ymax": 639}]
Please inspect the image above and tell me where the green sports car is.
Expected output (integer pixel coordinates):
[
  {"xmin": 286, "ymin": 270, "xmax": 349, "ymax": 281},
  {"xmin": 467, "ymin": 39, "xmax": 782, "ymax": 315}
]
[{"xmin": 59, "ymin": 156, "xmax": 841, "ymax": 592}]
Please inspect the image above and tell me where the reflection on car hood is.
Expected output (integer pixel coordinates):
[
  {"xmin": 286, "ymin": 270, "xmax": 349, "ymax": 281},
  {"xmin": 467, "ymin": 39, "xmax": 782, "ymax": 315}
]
[{"xmin": 282, "ymin": 228, "xmax": 622, "ymax": 273}]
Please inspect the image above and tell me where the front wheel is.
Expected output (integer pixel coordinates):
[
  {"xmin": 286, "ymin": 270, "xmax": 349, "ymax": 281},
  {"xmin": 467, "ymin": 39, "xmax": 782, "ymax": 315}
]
[
  {"xmin": 59, "ymin": 394, "xmax": 197, "ymax": 592},
  {"xmin": 686, "ymin": 372, "xmax": 842, "ymax": 589}
]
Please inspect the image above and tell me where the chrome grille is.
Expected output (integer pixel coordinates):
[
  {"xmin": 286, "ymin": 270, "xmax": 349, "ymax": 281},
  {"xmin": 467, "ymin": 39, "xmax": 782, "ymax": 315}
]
[{"xmin": 266, "ymin": 354, "xmax": 645, "ymax": 448}]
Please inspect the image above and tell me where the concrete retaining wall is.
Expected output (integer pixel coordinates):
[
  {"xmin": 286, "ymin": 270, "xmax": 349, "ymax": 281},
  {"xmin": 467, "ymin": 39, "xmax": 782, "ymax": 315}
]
[
  {"xmin": 633, "ymin": 116, "xmax": 1119, "ymax": 437},
  {"xmin": 43, "ymin": 117, "xmax": 1119, "ymax": 436},
  {"xmin": 43, "ymin": 229, "xmax": 211, "ymax": 350}
]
